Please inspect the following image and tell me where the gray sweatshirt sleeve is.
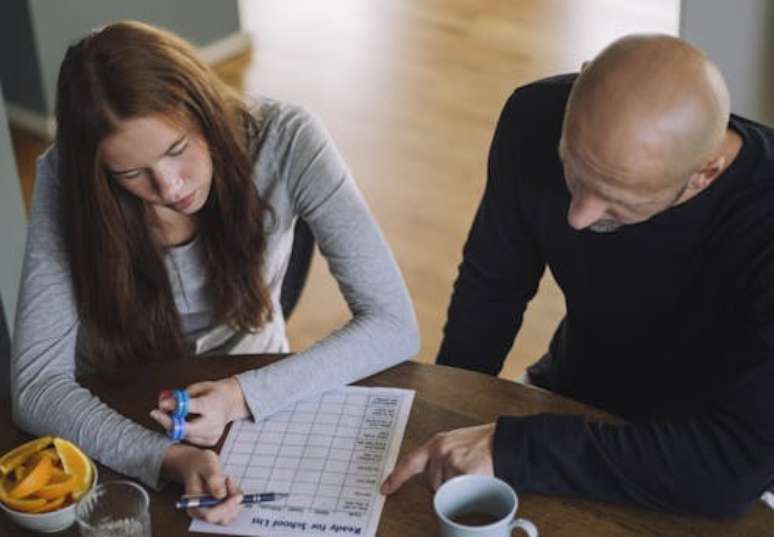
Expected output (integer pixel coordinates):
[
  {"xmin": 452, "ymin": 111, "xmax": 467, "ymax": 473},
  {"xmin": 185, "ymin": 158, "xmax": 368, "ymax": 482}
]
[
  {"xmin": 10, "ymin": 149, "xmax": 174, "ymax": 490},
  {"xmin": 235, "ymin": 105, "xmax": 420, "ymax": 419}
]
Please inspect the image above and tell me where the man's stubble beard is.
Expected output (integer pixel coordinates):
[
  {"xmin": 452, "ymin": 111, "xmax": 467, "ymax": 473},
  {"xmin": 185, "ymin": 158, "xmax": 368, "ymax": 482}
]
[{"xmin": 588, "ymin": 219, "xmax": 623, "ymax": 233}]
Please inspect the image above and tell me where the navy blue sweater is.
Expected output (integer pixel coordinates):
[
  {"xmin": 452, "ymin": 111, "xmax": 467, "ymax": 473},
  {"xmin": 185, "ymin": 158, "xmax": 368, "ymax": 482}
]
[{"xmin": 437, "ymin": 74, "xmax": 774, "ymax": 517}]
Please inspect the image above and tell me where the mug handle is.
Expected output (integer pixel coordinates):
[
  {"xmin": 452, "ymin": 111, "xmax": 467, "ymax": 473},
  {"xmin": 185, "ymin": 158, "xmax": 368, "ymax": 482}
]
[{"xmin": 510, "ymin": 517, "xmax": 538, "ymax": 537}]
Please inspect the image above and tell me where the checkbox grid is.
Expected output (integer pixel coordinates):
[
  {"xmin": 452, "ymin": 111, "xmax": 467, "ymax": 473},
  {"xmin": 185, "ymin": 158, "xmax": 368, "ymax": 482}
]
[{"xmin": 221, "ymin": 389, "xmax": 400, "ymax": 517}]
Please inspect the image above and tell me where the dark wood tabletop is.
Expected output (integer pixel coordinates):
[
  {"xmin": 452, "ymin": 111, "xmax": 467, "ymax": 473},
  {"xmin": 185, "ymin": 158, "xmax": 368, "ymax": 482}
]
[{"xmin": 1, "ymin": 355, "xmax": 771, "ymax": 536}]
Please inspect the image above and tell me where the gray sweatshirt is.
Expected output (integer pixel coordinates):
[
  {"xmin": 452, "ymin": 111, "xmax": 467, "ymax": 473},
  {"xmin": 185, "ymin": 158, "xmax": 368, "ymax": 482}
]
[{"xmin": 10, "ymin": 100, "xmax": 420, "ymax": 489}]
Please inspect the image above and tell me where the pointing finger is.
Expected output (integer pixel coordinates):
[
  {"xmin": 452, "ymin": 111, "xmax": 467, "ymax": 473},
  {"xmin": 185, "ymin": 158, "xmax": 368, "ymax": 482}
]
[
  {"xmin": 428, "ymin": 452, "xmax": 444, "ymax": 491},
  {"xmin": 380, "ymin": 445, "xmax": 430, "ymax": 495}
]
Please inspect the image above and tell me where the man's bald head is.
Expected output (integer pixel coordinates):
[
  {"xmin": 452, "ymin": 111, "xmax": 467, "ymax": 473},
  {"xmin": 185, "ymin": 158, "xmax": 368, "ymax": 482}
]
[
  {"xmin": 563, "ymin": 34, "xmax": 730, "ymax": 190},
  {"xmin": 559, "ymin": 34, "xmax": 737, "ymax": 232}
]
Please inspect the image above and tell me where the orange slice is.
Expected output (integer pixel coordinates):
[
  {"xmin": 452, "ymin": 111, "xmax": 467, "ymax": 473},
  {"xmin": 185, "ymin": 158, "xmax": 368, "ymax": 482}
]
[
  {"xmin": 0, "ymin": 476, "xmax": 14, "ymax": 496},
  {"xmin": 0, "ymin": 436, "xmax": 53, "ymax": 476},
  {"xmin": 12, "ymin": 463, "xmax": 29, "ymax": 483},
  {"xmin": 50, "ymin": 467, "xmax": 68, "ymax": 481},
  {"xmin": 0, "ymin": 474, "xmax": 49, "ymax": 513},
  {"xmin": 8, "ymin": 456, "xmax": 53, "ymax": 499},
  {"xmin": 33, "ymin": 448, "xmax": 60, "ymax": 465},
  {"xmin": 30, "ymin": 494, "xmax": 67, "ymax": 513},
  {"xmin": 33, "ymin": 473, "xmax": 77, "ymax": 500},
  {"xmin": 53, "ymin": 439, "xmax": 92, "ymax": 499},
  {"xmin": 0, "ymin": 493, "xmax": 48, "ymax": 513}
]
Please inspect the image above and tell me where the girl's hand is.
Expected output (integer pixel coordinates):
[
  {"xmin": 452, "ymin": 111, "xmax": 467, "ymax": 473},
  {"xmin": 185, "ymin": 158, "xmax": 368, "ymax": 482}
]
[
  {"xmin": 150, "ymin": 377, "xmax": 250, "ymax": 446},
  {"xmin": 162, "ymin": 444, "xmax": 243, "ymax": 525}
]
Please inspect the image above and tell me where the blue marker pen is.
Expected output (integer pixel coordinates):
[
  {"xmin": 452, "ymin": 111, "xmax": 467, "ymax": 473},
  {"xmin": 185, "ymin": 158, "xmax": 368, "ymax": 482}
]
[{"xmin": 176, "ymin": 492, "xmax": 289, "ymax": 509}]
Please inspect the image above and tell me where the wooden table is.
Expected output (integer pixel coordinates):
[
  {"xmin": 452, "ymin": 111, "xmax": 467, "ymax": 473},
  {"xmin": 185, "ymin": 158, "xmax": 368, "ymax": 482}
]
[{"xmin": 1, "ymin": 355, "xmax": 771, "ymax": 536}]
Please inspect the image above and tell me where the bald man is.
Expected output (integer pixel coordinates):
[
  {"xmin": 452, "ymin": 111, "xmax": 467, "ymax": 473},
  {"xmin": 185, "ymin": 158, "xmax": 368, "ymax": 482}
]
[{"xmin": 383, "ymin": 35, "xmax": 774, "ymax": 517}]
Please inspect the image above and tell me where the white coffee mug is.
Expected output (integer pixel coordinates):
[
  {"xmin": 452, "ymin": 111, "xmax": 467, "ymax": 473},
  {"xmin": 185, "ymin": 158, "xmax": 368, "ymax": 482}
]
[{"xmin": 433, "ymin": 475, "xmax": 538, "ymax": 537}]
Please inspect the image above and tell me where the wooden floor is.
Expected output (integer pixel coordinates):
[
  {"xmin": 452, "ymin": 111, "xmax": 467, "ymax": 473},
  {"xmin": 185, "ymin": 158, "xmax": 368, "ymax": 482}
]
[{"xmin": 11, "ymin": 0, "xmax": 678, "ymax": 380}]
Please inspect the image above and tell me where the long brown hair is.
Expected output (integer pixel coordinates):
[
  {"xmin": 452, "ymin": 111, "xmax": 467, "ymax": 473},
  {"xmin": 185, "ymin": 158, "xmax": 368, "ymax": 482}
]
[{"xmin": 55, "ymin": 21, "xmax": 272, "ymax": 369}]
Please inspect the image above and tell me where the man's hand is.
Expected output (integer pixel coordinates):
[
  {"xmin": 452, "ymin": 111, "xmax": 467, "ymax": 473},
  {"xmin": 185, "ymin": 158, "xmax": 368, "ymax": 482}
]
[{"xmin": 381, "ymin": 423, "xmax": 496, "ymax": 495}]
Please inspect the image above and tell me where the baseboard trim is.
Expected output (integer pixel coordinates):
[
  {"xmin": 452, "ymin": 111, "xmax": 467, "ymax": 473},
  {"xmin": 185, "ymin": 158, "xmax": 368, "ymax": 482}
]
[
  {"xmin": 5, "ymin": 102, "xmax": 56, "ymax": 139},
  {"xmin": 5, "ymin": 31, "xmax": 252, "ymax": 138}
]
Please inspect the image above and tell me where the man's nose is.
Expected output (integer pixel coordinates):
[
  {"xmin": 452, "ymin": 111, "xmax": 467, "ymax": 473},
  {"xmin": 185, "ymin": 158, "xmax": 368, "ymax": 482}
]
[{"xmin": 567, "ymin": 192, "xmax": 608, "ymax": 230}]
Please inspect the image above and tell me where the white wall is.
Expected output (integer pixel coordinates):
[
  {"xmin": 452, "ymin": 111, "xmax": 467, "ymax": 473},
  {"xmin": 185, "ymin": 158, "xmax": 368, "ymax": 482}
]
[
  {"xmin": 0, "ymin": 83, "xmax": 25, "ymax": 395},
  {"xmin": 27, "ymin": 0, "xmax": 242, "ymax": 119},
  {"xmin": 1, "ymin": 0, "xmax": 246, "ymax": 136},
  {"xmin": 680, "ymin": 0, "xmax": 774, "ymax": 125},
  {"xmin": 0, "ymin": 85, "xmax": 26, "ymax": 333}
]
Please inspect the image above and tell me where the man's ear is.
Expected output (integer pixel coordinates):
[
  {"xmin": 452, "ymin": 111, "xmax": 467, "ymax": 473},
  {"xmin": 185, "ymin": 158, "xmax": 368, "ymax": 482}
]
[{"xmin": 689, "ymin": 155, "xmax": 726, "ymax": 191}]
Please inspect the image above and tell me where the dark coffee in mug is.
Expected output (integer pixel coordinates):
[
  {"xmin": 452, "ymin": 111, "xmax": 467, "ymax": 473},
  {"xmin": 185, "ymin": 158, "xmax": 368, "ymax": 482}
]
[
  {"xmin": 450, "ymin": 510, "xmax": 502, "ymax": 527},
  {"xmin": 435, "ymin": 476, "xmax": 538, "ymax": 536}
]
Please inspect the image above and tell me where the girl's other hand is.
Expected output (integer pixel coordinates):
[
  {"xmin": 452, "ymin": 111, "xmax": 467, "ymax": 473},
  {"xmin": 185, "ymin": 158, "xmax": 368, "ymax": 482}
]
[
  {"xmin": 162, "ymin": 444, "xmax": 243, "ymax": 525},
  {"xmin": 150, "ymin": 377, "xmax": 250, "ymax": 446}
]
